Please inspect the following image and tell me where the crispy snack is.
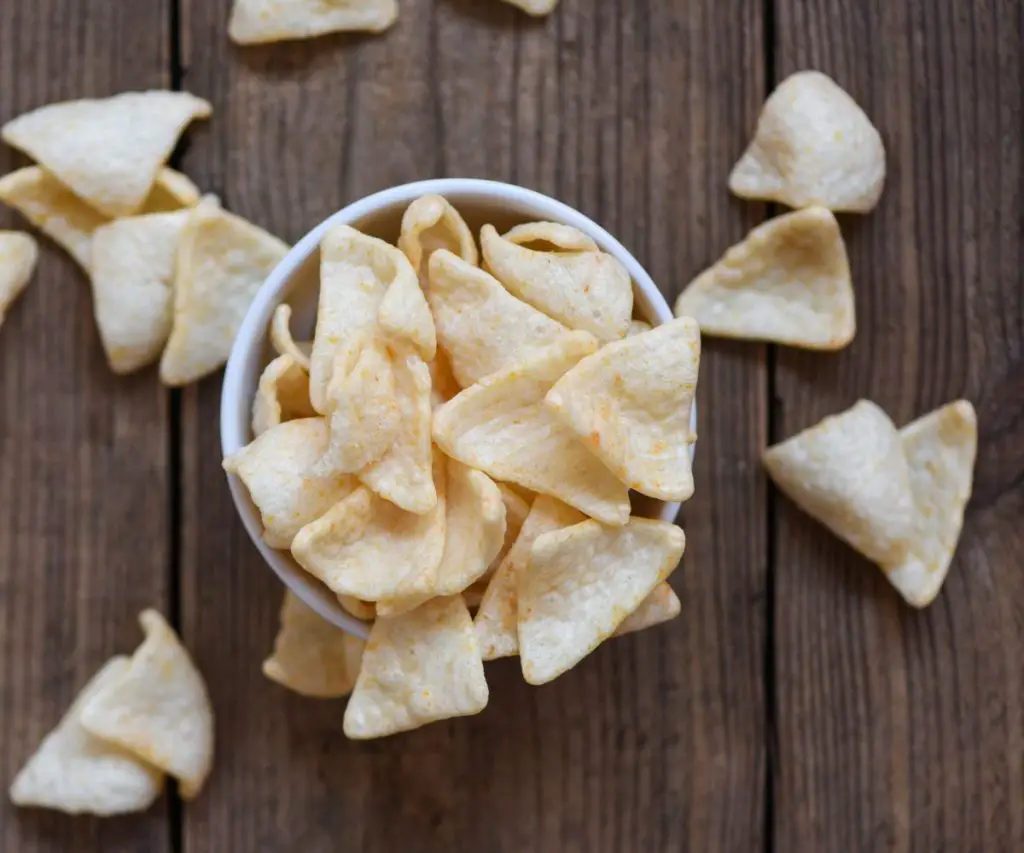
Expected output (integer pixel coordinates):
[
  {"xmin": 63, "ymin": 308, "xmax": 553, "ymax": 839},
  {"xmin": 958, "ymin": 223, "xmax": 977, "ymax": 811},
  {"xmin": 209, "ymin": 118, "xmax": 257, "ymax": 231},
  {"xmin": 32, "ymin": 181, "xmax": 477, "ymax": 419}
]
[
  {"xmin": 343, "ymin": 596, "xmax": 488, "ymax": 739},
  {"xmin": 224, "ymin": 418, "xmax": 356, "ymax": 549},
  {"xmin": 474, "ymin": 495, "xmax": 585, "ymax": 660},
  {"xmin": 0, "ymin": 166, "xmax": 198, "ymax": 270},
  {"xmin": 229, "ymin": 0, "xmax": 397, "ymax": 44},
  {"xmin": 427, "ymin": 249, "xmax": 571, "ymax": 387},
  {"xmin": 729, "ymin": 71, "xmax": 885, "ymax": 213},
  {"xmin": 375, "ymin": 457, "xmax": 505, "ymax": 617},
  {"xmin": 311, "ymin": 225, "xmax": 401, "ymax": 410},
  {"xmin": 270, "ymin": 303, "xmax": 312, "ymax": 370},
  {"xmin": 518, "ymin": 518, "xmax": 685, "ymax": 684},
  {"xmin": 614, "ymin": 583, "xmax": 681, "ymax": 636},
  {"xmin": 626, "ymin": 319, "xmax": 651, "ymax": 337},
  {"xmin": 9, "ymin": 657, "xmax": 163, "ymax": 815},
  {"xmin": 377, "ymin": 457, "xmax": 505, "ymax": 615},
  {"xmin": 763, "ymin": 400, "xmax": 917, "ymax": 568},
  {"xmin": 425, "ymin": 459, "xmax": 505, "ymax": 596},
  {"xmin": 480, "ymin": 222, "xmax": 633, "ymax": 342},
  {"xmin": 675, "ymin": 207, "xmax": 855, "ymax": 349},
  {"xmin": 263, "ymin": 592, "xmax": 365, "ymax": 698},
  {"xmin": 291, "ymin": 472, "xmax": 446, "ymax": 602},
  {"xmin": 2, "ymin": 91, "xmax": 211, "ymax": 217},
  {"xmin": 251, "ymin": 354, "xmax": 316, "ymax": 437},
  {"xmin": 887, "ymin": 400, "xmax": 977, "ymax": 607},
  {"xmin": 433, "ymin": 333, "xmax": 631, "ymax": 524},
  {"xmin": 377, "ymin": 255, "xmax": 436, "ymax": 362},
  {"xmin": 160, "ymin": 197, "xmax": 288, "ymax": 386},
  {"xmin": 79, "ymin": 610, "xmax": 213, "ymax": 799},
  {"xmin": 90, "ymin": 210, "xmax": 189, "ymax": 374},
  {"xmin": 0, "ymin": 231, "xmax": 38, "ymax": 329},
  {"xmin": 546, "ymin": 316, "xmax": 701, "ymax": 501},
  {"xmin": 398, "ymin": 194, "xmax": 478, "ymax": 279},
  {"xmin": 500, "ymin": 0, "xmax": 560, "ymax": 17},
  {"xmin": 358, "ymin": 351, "xmax": 437, "ymax": 514},
  {"xmin": 763, "ymin": 399, "xmax": 977, "ymax": 607},
  {"xmin": 502, "ymin": 221, "xmax": 597, "ymax": 251},
  {"xmin": 318, "ymin": 332, "xmax": 400, "ymax": 474}
]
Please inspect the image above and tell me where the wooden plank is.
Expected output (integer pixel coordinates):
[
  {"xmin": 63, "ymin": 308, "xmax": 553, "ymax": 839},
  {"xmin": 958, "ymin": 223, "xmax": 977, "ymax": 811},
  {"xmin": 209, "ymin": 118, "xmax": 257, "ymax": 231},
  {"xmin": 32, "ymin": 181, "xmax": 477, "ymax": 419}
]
[
  {"xmin": 178, "ymin": 1, "xmax": 766, "ymax": 850},
  {"xmin": 771, "ymin": 1, "xmax": 1024, "ymax": 849},
  {"xmin": 0, "ymin": 2, "xmax": 173, "ymax": 850}
]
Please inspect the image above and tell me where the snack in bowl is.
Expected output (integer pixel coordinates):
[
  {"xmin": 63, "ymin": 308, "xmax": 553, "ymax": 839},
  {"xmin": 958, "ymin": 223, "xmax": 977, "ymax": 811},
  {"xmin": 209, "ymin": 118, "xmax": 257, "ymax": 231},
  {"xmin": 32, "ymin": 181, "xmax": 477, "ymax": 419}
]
[{"xmin": 222, "ymin": 182, "xmax": 699, "ymax": 738}]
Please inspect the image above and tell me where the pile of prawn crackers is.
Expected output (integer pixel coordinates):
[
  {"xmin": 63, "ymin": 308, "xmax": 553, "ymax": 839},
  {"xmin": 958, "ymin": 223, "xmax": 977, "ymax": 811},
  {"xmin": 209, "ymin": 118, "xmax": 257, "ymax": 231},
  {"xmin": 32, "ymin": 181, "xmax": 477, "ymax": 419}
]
[
  {"xmin": 671, "ymin": 70, "xmax": 977, "ymax": 609},
  {"xmin": 234, "ymin": 69, "xmax": 980, "ymax": 742},
  {"xmin": 227, "ymin": 194, "xmax": 699, "ymax": 739},
  {"xmin": 9, "ymin": 611, "xmax": 214, "ymax": 815},
  {"xmin": 0, "ymin": 91, "xmax": 290, "ymax": 385}
]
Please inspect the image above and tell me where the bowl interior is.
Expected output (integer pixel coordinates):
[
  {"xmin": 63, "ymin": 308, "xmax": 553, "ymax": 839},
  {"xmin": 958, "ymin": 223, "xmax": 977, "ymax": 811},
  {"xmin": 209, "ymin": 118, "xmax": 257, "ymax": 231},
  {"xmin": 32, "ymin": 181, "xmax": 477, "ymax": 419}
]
[{"xmin": 222, "ymin": 179, "xmax": 694, "ymax": 636}]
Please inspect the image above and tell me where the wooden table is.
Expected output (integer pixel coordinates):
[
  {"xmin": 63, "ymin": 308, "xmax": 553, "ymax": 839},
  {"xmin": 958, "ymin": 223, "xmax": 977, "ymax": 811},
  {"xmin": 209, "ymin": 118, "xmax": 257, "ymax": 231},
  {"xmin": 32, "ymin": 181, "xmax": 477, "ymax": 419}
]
[{"xmin": 1, "ymin": 1, "xmax": 1021, "ymax": 850}]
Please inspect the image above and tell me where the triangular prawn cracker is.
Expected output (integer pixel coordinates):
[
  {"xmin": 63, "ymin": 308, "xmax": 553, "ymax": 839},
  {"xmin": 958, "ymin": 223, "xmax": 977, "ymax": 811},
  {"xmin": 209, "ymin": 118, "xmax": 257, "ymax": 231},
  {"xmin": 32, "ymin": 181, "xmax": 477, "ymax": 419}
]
[
  {"xmin": 90, "ymin": 210, "xmax": 189, "ymax": 374},
  {"xmin": 398, "ymin": 194, "xmax": 478, "ymax": 279},
  {"xmin": 427, "ymin": 249, "xmax": 571, "ymax": 387},
  {"xmin": 223, "ymin": 418, "xmax": 356, "ymax": 549},
  {"xmin": 229, "ymin": 0, "xmax": 397, "ymax": 44},
  {"xmin": 310, "ymin": 226, "xmax": 396, "ymax": 411},
  {"xmin": 762, "ymin": 400, "xmax": 917, "ymax": 568},
  {"xmin": 518, "ymin": 519, "xmax": 685, "ymax": 684},
  {"xmin": 546, "ymin": 316, "xmax": 700, "ymax": 501},
  {"xmin": 480, "ymin": 222, "xmax": 632, "ymax": 342},
  {"xmin": 160, "ymin": 197, "xmax": 288, "ymax": 386},
  {"xmin": 358, "ymin": 351, "xmax": 436, "ymax": 514},
  {"xmin": 729, "ymin": 71, "xmax": 885, "ymax": 213},
  {"xmin": 291, "ymin": 472, "xmax": 446, "ymax": 602},
  {"xmin": 433, "ymin": 333, "xmax": 630, "ymax": 524},
  {"xmin": 675, "ymin": 207, "xmax": 855, "ymax": 350},
  {"xmin": 887, "ymin": 400, "xmax": 977, "ymax": 607},
  {"xmin": 263, "ymin": 592, "xmax": 366, "ymax": 698},
  {"xmin": 80, "ymin": 610, "xmax": 213, "ymax": 799},
  {"xmin": 343, "ymin": 596, "xmax": 488, "ymax": 739},
  {"xmin": 474, "ymin": 495, "xmax": 585, "ymax": 660},
  {"xmin": 2, "ymin": 91, "xmax": 210, "ymax": 217},
  {"xmin": 9, "ymin": 657, "xmax": 163, "ymax": 816},
  {"xmin": 375, "ymin": 457, "xmax": 505, "ymax": 618},
  {"xmin": 317, "ymin": 332, "xmax": 400, "ymax": 475}
]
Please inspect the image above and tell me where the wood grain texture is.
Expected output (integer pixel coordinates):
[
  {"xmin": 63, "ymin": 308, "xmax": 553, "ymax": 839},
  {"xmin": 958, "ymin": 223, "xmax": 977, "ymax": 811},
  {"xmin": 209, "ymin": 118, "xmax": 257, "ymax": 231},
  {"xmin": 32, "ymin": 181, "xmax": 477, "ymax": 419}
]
[
  {"xmin": 177, "ymin": 1, "xmax": 766, "ymax": 851},
  {"xmin": 771, "ymin": 1, "xmax": 1024, "ymax": 850},
  {"xmin": 0, "ymin": 2, "xmax": 173, "ymax": 850}
]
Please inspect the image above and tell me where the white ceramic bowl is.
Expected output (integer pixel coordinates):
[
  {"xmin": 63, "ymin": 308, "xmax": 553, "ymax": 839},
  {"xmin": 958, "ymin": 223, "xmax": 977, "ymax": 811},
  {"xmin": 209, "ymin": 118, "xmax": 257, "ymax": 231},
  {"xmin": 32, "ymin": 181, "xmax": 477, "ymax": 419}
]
[{"xmin": 221, "ymin": 179, "xmax": 696, "ymax": 637}]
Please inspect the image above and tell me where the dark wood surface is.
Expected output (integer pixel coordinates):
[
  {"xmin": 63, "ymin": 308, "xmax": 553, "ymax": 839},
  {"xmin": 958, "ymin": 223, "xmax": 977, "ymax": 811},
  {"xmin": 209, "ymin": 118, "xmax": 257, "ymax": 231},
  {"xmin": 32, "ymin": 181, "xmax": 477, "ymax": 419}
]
[
  {"xmin": 771, "ymin": 2, "xmax": 1024, "ymax": 851},
  {"xmin": 0, "ymin": 1, "xmax": 1019, "ymax": 851}
]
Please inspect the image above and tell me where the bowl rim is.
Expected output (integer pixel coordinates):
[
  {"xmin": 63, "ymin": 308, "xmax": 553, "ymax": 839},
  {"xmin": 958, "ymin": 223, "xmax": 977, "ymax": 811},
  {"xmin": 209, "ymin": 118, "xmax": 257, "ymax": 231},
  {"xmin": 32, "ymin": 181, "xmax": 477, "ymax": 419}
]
[{"xmin": 221, "ymin": 178, "xmax": 694, "ymax": 637}]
